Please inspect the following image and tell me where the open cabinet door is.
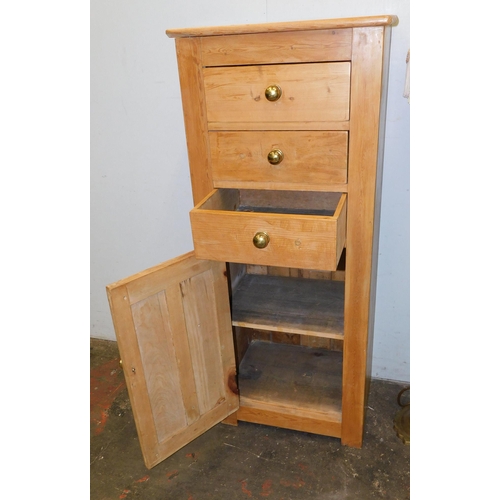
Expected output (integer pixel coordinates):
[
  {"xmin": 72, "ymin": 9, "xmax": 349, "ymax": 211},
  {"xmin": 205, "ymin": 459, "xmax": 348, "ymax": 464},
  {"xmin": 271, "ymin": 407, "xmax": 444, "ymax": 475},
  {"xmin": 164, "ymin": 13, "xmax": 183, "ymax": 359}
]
[{"xmin": 106, "ymin": 252, "xmax": 239, "ymax": 469}]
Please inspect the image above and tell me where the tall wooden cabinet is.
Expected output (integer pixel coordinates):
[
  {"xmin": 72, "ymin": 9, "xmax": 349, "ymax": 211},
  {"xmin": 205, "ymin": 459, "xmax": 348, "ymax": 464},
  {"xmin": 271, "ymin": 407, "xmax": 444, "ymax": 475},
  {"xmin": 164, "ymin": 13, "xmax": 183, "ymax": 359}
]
[{"xmin": 107, "ymin": 15, "xmax": 397, "ymax": 469}]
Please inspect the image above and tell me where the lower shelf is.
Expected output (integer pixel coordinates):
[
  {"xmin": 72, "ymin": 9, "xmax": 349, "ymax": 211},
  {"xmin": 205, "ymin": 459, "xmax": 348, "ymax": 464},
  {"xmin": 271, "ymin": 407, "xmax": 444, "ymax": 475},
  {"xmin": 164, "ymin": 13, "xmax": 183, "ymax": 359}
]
[{"xmin": 237, "ymin": 341, "xmax": 342, "ymax": 437}]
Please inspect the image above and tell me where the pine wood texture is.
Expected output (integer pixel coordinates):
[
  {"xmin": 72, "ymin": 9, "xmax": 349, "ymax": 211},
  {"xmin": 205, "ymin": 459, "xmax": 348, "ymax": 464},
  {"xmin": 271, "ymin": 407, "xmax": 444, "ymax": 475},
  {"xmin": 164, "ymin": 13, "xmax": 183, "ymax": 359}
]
[
  {"xmin": 106, "ymin": 252, "xmax": 238, "ymax": 468},
  {"xmin": 237, "ymin": 341, "xmax": 342, "ymax": 437},
  {"xmin": 175, "ymin": 38, "xmax": 213, "ymax": 205},
  {"xmin": 165, "ymin": 15, "xmax": 398, "ymax": 38},
  {"xmin": 209, "ymin": 131, "xmax": 348, "ymax": 191},
  {"xmin": 208, "ymin": 120, "xmax": 350, "ymax": 132},
  {"xmin": 190, "ymin": 189, "xmax": 347, "ymax": 271},
  {"xmin": 231, "ymin": 274, "xmax": 344, "ymax": 339},
  {"xmin": 237, "ymin": 406, "xmax": 341, "ymax": 437},
  {"xmin": 340, "ymin": 26, "xmax": 390, "ymax": 448},
  {"xmin": 242, "ymin": 265, "xmax": 345, "ymax": 351},
  {"xmin": 203, "ymin": 62, "xmax": 351, "ymax": 125},
  {"xmin": 200, "ymin": 29, "xmax": 352, "ymax": 66},
  {"xmin": 231, "ymin": 260, "xmax": 346, "ymax": 364},
  {"xmin": 106, "ymin": 17, "xmax": 395, "ymax": 468}
]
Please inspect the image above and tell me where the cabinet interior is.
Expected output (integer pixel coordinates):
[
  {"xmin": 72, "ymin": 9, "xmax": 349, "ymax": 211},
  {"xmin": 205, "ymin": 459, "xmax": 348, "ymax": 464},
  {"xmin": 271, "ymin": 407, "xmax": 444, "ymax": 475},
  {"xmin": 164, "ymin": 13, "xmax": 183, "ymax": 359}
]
[
  {"xmin": 228, "ymin": 260, "xmax": 345, "ymax": 424},
  {"xmin": 238, "ymin": 341, "xmax": 343, "ymax": 423}
]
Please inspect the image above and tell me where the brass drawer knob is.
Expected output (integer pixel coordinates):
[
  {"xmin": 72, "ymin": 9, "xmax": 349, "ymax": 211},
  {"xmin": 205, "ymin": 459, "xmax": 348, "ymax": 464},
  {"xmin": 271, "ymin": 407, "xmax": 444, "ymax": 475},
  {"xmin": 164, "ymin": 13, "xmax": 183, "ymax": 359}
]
[
  {"xmin": 267, "ymin": 149, "xmax": 284, "ymax": 165},
  {"xmin": 265, "ymin": 85, "xmax": 282, "ymax": 102},
  {"xmin": 253, "ymin": 232, "xmax": 270, "ymax": 249}
]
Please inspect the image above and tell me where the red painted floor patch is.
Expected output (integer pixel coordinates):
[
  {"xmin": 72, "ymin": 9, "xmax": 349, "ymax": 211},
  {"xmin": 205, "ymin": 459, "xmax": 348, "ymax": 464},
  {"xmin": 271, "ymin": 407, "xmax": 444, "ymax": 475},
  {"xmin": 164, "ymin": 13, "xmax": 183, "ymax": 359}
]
[
  {"xmin": 240, "ymin": 480, "xmax": 253, "ymax": 497},
  {"xmin": 260, "ymin": 479, "xmax": 273, "ymax": 497},
  {"xmin": 90, "ymin": 358, "xmax": 126, "ymax": 436}
]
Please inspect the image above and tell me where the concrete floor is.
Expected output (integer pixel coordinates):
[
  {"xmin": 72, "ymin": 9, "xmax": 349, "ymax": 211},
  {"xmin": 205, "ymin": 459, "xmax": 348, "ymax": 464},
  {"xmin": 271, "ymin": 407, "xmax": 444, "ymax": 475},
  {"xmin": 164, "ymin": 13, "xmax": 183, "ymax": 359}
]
[{"xmin": 90, "ymin": 338, "xmax": 410, "ymax": 500}]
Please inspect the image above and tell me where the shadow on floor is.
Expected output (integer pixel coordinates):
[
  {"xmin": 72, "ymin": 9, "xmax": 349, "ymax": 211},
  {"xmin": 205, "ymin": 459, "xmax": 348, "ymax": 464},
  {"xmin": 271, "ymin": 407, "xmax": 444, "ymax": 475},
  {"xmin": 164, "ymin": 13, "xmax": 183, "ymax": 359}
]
[{"xmin": 90, "ymin": 338, "xmax": 409, "ymax": 500}]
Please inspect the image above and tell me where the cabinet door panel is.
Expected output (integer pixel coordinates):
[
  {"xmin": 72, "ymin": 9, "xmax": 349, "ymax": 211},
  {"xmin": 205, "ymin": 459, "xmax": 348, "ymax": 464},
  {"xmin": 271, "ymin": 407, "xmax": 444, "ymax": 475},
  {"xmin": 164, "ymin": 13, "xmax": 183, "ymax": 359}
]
[{"xmin": 106, "ymin": 252, "xmax": 238, "ymax": 468}]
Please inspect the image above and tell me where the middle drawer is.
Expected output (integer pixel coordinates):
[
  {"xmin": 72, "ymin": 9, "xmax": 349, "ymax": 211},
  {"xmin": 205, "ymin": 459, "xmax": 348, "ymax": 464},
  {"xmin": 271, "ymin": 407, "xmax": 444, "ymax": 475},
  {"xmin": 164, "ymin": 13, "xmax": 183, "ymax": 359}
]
[
  {"xmin": 210, "ymin": 131, "xmax": 348, "ymax": 190},
  {"xmin": 190, "ymin": 189, "xmax": 347, "ymax": 271}
]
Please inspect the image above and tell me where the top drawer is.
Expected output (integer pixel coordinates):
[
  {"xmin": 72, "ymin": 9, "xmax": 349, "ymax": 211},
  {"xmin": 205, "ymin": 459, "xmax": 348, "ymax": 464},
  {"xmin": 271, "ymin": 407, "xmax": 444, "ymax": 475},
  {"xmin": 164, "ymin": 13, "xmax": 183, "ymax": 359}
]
[{"xmin": 203, "ymin": 62, "xmax": 351, "ymax": 127}]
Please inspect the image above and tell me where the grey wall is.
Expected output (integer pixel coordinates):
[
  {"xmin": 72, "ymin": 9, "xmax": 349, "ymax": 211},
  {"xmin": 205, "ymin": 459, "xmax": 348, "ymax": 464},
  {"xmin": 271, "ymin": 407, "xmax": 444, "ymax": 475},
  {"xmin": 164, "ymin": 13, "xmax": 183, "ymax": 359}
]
[{"xmin": 90, "ymin": 0, "xmax": 410, "ymax": 382}]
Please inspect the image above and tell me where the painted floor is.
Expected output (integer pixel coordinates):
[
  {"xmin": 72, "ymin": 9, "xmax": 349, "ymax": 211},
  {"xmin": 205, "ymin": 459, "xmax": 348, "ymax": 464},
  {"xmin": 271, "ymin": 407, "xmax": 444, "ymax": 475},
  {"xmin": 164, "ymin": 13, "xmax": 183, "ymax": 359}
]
[{"xmin": 90, "ymin": 338, "xmax": 410, "ymax": 499}]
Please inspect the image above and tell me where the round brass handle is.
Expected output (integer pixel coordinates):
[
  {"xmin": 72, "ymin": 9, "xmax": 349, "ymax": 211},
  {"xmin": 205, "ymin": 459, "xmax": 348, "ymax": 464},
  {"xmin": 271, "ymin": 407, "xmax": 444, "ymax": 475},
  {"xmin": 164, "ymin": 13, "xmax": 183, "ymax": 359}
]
[
  {"xmin": 265, "ymin": 85, "xmax": 282, "ymax": 102},
  {"xmin": 267, "ymin": 149, "xmax": 284, "ymax": 165},
  {"xmin": 253, "ymin": 232, "xmax": 270, "ymax": 249}
]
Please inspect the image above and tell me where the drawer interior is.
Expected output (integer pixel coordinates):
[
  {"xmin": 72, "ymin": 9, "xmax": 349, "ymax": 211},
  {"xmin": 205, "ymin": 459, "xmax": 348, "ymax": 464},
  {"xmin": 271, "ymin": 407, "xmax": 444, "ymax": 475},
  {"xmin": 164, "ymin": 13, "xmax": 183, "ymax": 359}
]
[{"xmin": 198, "ymin": 188, "xmax": 344, "ymax": 217}]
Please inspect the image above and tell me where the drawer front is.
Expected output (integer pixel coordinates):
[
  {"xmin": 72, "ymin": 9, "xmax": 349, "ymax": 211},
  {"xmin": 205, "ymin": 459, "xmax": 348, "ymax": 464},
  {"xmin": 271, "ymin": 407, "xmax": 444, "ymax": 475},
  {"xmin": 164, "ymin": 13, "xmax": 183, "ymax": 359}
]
[
  {"xmin": 204, "ymin": 62, "xmax": 350, "ymax": 125},
  {"xmin": 210, "ymin": 131, "xmax": 348, "ymax": 190},
  {"xmin": 190, "ymin": 190, "xmax": 347, "ymax": 271}
]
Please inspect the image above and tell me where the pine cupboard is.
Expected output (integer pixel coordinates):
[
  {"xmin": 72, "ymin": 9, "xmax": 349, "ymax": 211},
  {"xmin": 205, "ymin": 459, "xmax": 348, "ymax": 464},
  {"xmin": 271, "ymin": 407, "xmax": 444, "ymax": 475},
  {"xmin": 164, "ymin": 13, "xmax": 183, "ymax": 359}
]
[{"xmin": 106, "ymin": 15, "xmax": 397, "ymax": 469}]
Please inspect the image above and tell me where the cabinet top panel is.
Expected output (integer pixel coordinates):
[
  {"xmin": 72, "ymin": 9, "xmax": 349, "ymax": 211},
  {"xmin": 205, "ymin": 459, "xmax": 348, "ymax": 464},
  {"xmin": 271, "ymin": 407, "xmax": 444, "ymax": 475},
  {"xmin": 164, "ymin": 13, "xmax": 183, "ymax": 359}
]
[{"xmin": 165, "ymin": 15, "xmax": 398, "ymax": 38}]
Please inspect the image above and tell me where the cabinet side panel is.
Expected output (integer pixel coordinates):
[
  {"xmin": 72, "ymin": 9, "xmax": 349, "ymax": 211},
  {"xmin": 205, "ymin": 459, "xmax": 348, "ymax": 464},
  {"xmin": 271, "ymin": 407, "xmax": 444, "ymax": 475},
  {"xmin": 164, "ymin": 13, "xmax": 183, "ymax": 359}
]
[
  {"xmin": 365, "ymin": 25, "xmax": 392, "ymax": 399},
  {"xmin": 342, "ymin": 26, "xmax": 386, "ymax": 447},
  {"xmin": 176, "ymin": 37, "xmax": 213, "ymax": 204}
]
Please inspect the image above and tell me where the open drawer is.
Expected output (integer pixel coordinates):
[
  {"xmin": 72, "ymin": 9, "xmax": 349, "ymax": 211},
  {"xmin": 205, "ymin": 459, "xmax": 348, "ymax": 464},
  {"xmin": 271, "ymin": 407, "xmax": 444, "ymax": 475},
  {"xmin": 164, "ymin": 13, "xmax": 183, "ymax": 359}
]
[{"xmin": 190, "ymin": 189, "xmax": 347, "ymax": 271}]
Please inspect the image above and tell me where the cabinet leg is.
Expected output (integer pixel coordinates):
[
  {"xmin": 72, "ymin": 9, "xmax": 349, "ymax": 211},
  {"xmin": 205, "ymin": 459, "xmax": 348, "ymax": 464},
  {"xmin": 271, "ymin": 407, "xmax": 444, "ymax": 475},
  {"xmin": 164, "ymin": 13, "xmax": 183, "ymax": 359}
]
[{"xmin": 221, "ymin": 412, "xmax": 239, "ymax": 426}]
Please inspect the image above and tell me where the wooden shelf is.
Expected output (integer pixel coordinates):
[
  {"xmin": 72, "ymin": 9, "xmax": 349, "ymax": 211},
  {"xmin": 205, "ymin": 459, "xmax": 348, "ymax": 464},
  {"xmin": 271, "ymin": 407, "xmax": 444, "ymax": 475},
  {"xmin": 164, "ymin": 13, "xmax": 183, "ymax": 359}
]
[
  {"xmin": 231, "ymin": 274, "xmax": 344, "ymax": 339},
  {"xmin": 237, "ymin": 341, "xmax": 342, "ymax": 435}
]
